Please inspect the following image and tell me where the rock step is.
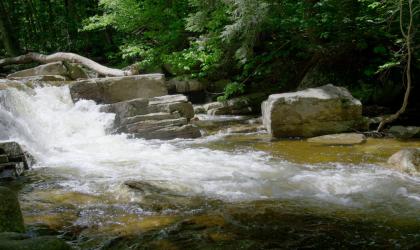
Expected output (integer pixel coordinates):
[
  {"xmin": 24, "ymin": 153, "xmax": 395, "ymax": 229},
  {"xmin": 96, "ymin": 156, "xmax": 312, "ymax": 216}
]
[
  {"xmin": 120, "ymin": 112, "xmax": 180, "ymax": 126},
  {"xmin": 0, "ymin": 155, "xmax": 8, "ymax": 164},
  {"xmin": 123, "ymin": 118, "xmax": 188, "ymax": 134},
  {"xmin": 133, "ymin": 124, "xmax": 201, "ymax": 140}
]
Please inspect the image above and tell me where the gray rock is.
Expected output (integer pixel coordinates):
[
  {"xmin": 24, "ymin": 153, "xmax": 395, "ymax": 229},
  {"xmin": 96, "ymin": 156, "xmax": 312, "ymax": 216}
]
[
  {"xmin": 70, "ymin": 74, "xmax": 168, "ymax": 104},
  {"xmin": 0, "ymin": 142, "xmax": 32, "ymax": 170},
  {"xmin": 307, "ymin": 133, "xmax": 367, "ymax": 145},
  {"xmin": 262, "ymin": 84, "xmax": 368, "ymax": 138},
  {"xmin": 7, "ymin": 62, "xmax": 87, "ymax": 80},
  {"xmin": 388, "ymin": 126, "xmax": 420, "ymax": 139},
  {"xmin": 8, "ymin": 75, "xmax": 68, "ymax": 82},
  {"xmin": 0, "ymin": 187, "xmax": 25, "ymax": 233},
  {"xmin": 133, "ymin": 124, "xmax": 201, "ymax": 140},
  {"xmin": 387, "ymin": 148, "xmax": 420, "ymax": 175},
  {"xmin": 205, "ymin": 93, "xmax": 266, "ymax": 116},
  {"xmin": 120, "ymin": 112, "xmax": 181, "ymax": 126},
  {"xmin": 193, "ymin": 105, "xmax": 206, "ymax": 114}
]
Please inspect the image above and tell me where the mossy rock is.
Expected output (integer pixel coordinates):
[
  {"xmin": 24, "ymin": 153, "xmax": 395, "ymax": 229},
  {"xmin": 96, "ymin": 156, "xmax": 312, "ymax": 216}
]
[{"xmin": 0, "ymin": 187, "xmax": 25, "ymax": 233}]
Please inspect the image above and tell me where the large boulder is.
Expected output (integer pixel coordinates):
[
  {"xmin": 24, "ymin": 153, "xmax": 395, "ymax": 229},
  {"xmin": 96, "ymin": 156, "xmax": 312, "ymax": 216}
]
[
  {"xmin": 387, "ymin": 148, "xmax": 420, "ymax": 175},
  {"xmin": 7, "ymin": 62, "xmax": 87, "ymax": 80},
  {"xmin": 70, "ymin": 74, "xmax": 168, "ymax": 104},
  {"xmin": 0, "ymin": 187, "xmax": 25, "ymax": 233},
  {"xmin": 262, "ymin": 84, "xmax": 368, "ymax": 138}
]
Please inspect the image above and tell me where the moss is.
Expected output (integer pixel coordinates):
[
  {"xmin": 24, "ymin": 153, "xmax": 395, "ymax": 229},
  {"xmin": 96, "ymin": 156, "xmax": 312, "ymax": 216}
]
[{"xmin": 0, "ymin": 187, "xmax": 25, "ymax": 233}]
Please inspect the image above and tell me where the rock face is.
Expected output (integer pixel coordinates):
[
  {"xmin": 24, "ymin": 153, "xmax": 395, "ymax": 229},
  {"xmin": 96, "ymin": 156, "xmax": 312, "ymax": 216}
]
[
  {"xmin": 387, "ymin": 148, "xmax": 420, "ymax": 175},
  {"xmin": 0, "ymin": 187, "xmax": 25, "ymax": 233},
  {"xmin": 388, "ymin": 126, "xmax": 420, "ymax": 139},
  {"xmin": 0, "ymin": 142, "xmax": 32, "ymax": 180},
  {"xmin": 262, "ymin": 84, "xmax": 368, "ymax": 138},
  {"xmin": 7, "ymin": 62, "xmax": 87, "ymax": 80},
  {"xmin": 104, "ymin": 95, "xmax": 201, "ymax": 140},
  {"xmin": 167, "ymin": 78, "xmax": 207, "ymax": 93},
  {"xmin": 307, "ymin": 133, "xmax": 367, "ymax": 145},
  {"xmin": 70, "ymin": 74, "xmax": 168, "ymax": 104}
]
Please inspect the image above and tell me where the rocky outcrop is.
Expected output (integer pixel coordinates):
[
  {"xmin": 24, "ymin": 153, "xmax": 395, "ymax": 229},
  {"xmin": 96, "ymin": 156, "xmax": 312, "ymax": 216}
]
[
  {"xmin": 262, "ymin": 84, "xmax": 368, "ymax": 138},
  {"xmin": 103, "ymin": 95, "xmax": 201, "ymax": 140},
  {"xmin": 387, "ymin": 148, "xmax": 420, "ymax": 175},
  {"xmin": 195, "ymin": 93, "xmax": 266, "ymax": 116},
  {"xmin": 0, "ymin": 142, "xmax": 32, "ymax": 180},
  {"xmin": 70, "ymin": 74, "xmax": 168, "ymax": 104},
  {"xmin": 7, "ymin": 61, "xmax": 87, "ymax": 80},
  {"xmin": 307, "ymin": 133, "xmax": 367, "ymax": 145},
  {"xmin": 0, "ymin": 187, "xmax": 25, "ymax": 233},
  {"xmin": 388, "ymin": 126, "xmax": 420, "ymax": 139}
]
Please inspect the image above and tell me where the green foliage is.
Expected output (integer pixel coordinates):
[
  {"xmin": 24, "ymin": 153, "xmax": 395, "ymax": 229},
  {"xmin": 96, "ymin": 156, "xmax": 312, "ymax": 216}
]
[{"xmin": 217, "ymin": 82, "xmax": 245, "ymax": 101}]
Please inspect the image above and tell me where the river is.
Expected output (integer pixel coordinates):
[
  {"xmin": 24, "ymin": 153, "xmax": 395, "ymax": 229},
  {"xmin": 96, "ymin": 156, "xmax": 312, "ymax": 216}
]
[{"xmin": 1, "ymin": 86, "xmax": 419, "ymax": 249}]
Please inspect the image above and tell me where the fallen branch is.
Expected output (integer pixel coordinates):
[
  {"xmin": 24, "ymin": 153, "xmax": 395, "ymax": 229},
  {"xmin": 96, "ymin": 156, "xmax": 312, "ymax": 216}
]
[{"xmin": 0, "ymin": 52, "xmax": 138, "ymax": 77}]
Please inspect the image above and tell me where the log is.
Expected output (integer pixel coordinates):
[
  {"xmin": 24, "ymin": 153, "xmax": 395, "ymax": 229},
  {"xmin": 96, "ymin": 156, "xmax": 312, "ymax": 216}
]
[{"xmin": 0, "ymin": 52, "xmax": 138, "ymax": 77}]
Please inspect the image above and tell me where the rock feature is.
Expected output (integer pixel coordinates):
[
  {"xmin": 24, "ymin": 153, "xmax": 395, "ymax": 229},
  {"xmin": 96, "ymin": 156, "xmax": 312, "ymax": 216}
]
[
  {"xmin": 262, "ymin": 84, "xmax": 368, "ymax": 138},
  {"xmin": 0, "ymin": 187, "xmax": 25, "ymax": 233},
  {"xmin": 70, "ymin": 74, "xmax": 168, "ymax": 104},
  {"xmin": 388, "ymin": 126, "xmax": 420, "ymax": 139},
  {"xmin": 0, "ymin": 142, "xmax": 32, "ymax": 180},
  {"xmin": 387, "ymin": 148, "xmax": 420, "ymax": 175},
  {"xmin": 198, "ymin": 93, "xmax": 266, "ymax": 116},
  {"xmin": 7, "ymin": 61, "xmax": 87, "ymax": 80},
  {"xmin": 307, "ymin": 133, "xmax": 367, "ymax": 145},
  {"xmin": 104, "ymin": 95, "xmax": 201, "ymax": 140}
]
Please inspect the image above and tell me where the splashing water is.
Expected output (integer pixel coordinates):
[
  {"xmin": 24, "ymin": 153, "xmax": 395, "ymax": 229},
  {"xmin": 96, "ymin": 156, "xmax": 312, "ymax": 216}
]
[{"xmin": 1, "ymin": 86, "xmax": 420, "ymax": 216}]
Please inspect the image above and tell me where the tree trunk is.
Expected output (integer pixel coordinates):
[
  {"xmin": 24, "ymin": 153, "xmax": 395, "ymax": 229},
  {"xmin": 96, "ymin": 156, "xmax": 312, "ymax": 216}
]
[
  {"xmin": 0, "ymin": 1, "xmax": 20, "ymax": 56},
  {"xmin": 0, "ymin": 52, "xmax": 138, "ymax": 76}
]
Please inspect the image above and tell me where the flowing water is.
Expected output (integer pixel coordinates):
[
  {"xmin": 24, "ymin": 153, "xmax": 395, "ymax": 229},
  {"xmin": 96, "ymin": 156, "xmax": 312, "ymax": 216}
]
[{"xmin": 1, "ymin": 86, "xmax": 420, "ymax": 249}]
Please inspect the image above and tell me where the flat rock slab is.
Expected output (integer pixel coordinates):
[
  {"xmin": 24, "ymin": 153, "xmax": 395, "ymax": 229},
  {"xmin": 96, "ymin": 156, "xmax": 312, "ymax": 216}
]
[
  {"xmin": 7, "ymin": 62, "xmax": 87, "ymax": 80},
  {"xmin": 70, "ymin": 74, "xmax": 168, "ymax": 104},
  {"xmin": 307, "ymin": 133, "xmax": 367, "ymax": 145}
]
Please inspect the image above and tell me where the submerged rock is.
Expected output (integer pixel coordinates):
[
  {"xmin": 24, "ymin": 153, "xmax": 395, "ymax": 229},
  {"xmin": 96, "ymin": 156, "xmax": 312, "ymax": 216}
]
[
  {"xmin": 0, "ymin": 232, "xmax": 71, "ymax": 250},
  {"xmin": 262, "ymin": 84, "xmax": 368, "ymax": 138},
  {"xmin": 69, "ymin": 74, "xmax": 168, "ymax": 104},
  {"xmin": 388, "ymin": 126, "xmax": 420, "ymax": 139},
  {"xmin": 0, "ymin": 187, "xmax": 25, "ymax": 233},
  {"xmin": 307, "ymin": 133, "xmax": 367, "ymax": 145},
  {"xmin": 7, "ymin": 62, "xmax": 87, "ymax": 80},
  {"xmin": 387, "ymin": 148, "xmax": 420, "ymax": 175}
]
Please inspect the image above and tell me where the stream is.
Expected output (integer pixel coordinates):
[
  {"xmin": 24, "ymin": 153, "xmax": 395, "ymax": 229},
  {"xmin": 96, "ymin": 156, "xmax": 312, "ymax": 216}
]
[{"xmin": 1, "ymin": 86, "xmax": 420, "ymax": 249}]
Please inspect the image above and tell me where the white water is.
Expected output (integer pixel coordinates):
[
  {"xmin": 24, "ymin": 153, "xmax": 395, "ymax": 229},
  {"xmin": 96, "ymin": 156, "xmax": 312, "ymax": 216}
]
[{"xmin": 1, "ymin": 86, "xmax": 420, "ymax": 215}]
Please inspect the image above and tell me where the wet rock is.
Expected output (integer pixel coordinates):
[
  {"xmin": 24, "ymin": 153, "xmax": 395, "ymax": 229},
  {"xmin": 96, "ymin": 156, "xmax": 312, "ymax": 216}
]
[
  {"xmin": 69, "ymin": 74, "xmax": 168, "ymax": 104},
  {"xmin": 7, "ymin": 62, "xmax": 87, "ymax": 80},
  {"xmin": 262, "ymin": 84, "xmax": 368, "ymax": 138},
  {"xmin": 0, "ymin": 141, "xmax": 32, "ymax": 170},
  {"xmin": 8, "ymin": 75, "xmax": 68, "ymax": 82},
  {"xmin": 125, "ymin": 180, "xmax": 169, "ymax": 195},
  {"xmin": 388, "ymin": 126, "xmax": 420, "ymax": 139},
  {"xmin": 307, "ymin": 133, "xmax": 367, "ymax": 145},
  {"xmin": 387, "ymin": 148, "xmax": 420, "ymax": 175},
  {"xmin": 105, "ymin": 95, "xmax": 200, "ymax": 140},
  {"xmin": 225, "ymin": 124, "xmax": 263, "ymax": 134},
  {"xmin": 193, "ymin": 105, "xmax": 206, "ymax": 114},
  {"xmin": 204, "ymin": 93, "xmax": 266, "ymax": 116},
  {"xmin": 0, "ymin": 187, "xmax": 25, "ymax": 233},
  {"xmin": 0, "ymin": 232, "xmax": 71, "ymax": 250}
]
